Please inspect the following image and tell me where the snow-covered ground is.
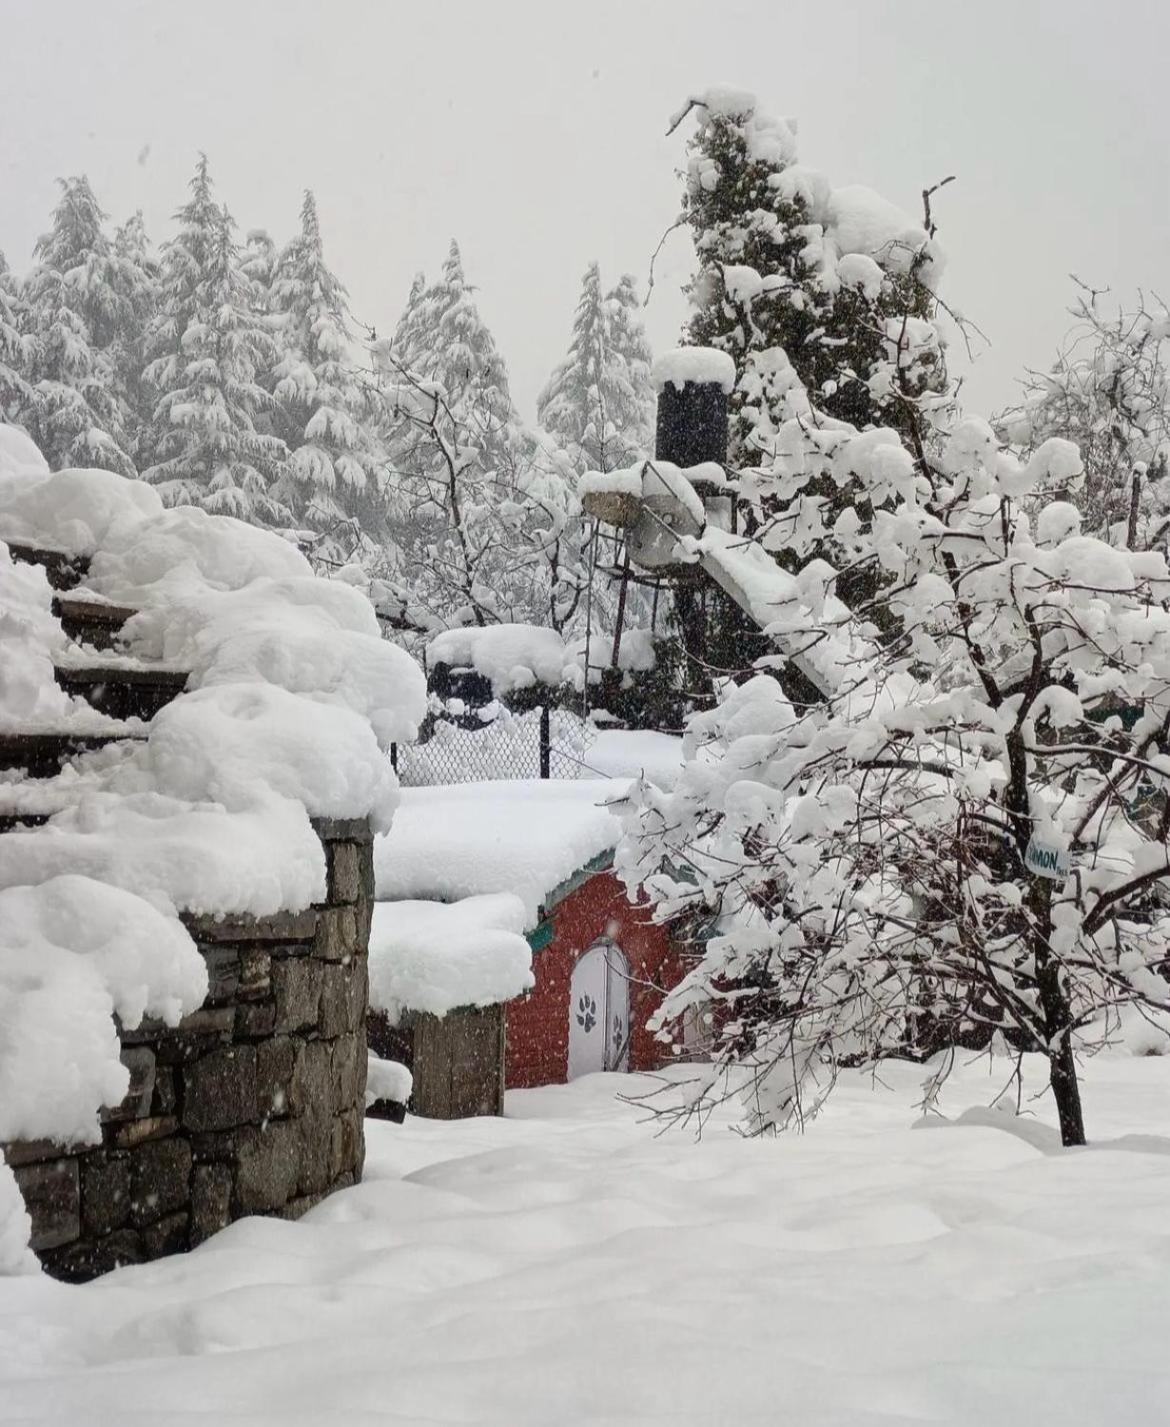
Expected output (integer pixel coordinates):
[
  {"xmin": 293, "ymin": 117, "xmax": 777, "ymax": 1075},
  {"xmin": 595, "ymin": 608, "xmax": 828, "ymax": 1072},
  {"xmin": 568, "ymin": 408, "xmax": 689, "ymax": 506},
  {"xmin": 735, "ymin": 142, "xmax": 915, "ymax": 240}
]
[{"xmin": 4, "ymin": 1054, "xmax": 1170, "ymax": 1425}]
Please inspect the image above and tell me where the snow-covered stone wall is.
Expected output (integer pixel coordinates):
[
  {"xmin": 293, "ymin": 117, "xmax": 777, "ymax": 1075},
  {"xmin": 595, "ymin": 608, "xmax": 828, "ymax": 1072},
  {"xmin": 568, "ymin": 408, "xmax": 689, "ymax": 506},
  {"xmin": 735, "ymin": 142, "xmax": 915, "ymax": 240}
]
[
  {"xmin": 0, "ymin": 423, "xmax": 427, "ymax": 1277},
  {"xmin": 5, "ymin": 814, "xmax": 373, "ymax": 1281}
]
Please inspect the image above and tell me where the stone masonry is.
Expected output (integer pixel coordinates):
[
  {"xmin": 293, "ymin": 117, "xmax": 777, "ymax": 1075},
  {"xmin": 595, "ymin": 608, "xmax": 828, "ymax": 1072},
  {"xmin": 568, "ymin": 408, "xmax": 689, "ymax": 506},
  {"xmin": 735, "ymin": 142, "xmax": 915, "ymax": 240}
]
[{"xmin": 3, "ymin": 817, "xmax": 374, "ymax": 1282}]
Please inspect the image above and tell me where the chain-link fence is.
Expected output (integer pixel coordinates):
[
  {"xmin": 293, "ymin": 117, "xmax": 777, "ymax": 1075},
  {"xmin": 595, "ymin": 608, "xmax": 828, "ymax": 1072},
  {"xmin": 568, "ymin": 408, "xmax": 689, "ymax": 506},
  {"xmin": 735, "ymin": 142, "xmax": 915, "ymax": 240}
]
[{"xmin": 393, "ymin": 707, "xmax": 596, "ymax": 787}]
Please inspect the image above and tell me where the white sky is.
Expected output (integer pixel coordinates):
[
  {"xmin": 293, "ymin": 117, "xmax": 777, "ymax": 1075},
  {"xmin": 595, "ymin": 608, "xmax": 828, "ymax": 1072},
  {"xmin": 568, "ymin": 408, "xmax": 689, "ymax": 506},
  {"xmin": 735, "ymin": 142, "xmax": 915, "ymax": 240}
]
[{"xmin": 2, "ymin": 0, "xmax": 1168, "ymax": 422}]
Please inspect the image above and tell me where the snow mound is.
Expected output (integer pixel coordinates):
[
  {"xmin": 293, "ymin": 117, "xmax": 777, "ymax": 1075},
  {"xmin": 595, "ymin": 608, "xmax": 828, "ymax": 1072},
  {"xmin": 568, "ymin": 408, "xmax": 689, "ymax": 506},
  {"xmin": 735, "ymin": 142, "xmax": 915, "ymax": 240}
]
[
  {"xmin": 0, "ymin": 465, "xmax": 163, "ymax": 558},
  {"xmin": 365, "ymin": 1055, "xmax": 413, "ymax": 1107},
  {"xmin": 369, "ymin": 893, "xmax": 533, "ymax": 1025},
  {"xmin": 374, "ymin": 780, "xmax": 626, "ymax": 928},
  {"xmin": 86, "ymin": 505, "xmax": 310, "ymax": 603},
  {"xmin": 0, "ymin": 543, "xmax": 77, "ymax": 731},
  {"xmin": 427, "ymin": 623, "xmax": 576, "ymax": 697},
  {"xmin": 187, "ymin": 620, "xmax": 426, "ymax": 749},
  {"xmin": 0, "ymin": 876, "xmax": 206, "ymax": 1145},
  {"xmin": 827, "ymin": 185, "xmax": 934, "ymax": 275},
  {"xmin": 0, "ymin": 426, "xmax": 48, "ymax": 484},
  {"xmin": 145, "ymin": 684, "xmax": 401, "ymax": 833},
  {"xmin": 0, "ymin": 1161, "xmax": 34, "ymax": 1277},
  {"xmin": 0, "ymin": 790, "xmax": 328, "ymax": 919},
  {"xmin": 0, "ymin": 540, "xmax": 129, "ymax": 735}
]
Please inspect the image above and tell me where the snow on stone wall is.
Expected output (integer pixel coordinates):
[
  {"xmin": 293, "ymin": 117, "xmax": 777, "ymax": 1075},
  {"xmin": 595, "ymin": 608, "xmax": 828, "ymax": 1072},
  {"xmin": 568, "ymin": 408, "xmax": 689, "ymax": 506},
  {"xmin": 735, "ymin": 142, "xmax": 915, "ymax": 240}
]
[{"xmin": 0, "ymin": 424, "xmax": 425, "ymax": 1274}]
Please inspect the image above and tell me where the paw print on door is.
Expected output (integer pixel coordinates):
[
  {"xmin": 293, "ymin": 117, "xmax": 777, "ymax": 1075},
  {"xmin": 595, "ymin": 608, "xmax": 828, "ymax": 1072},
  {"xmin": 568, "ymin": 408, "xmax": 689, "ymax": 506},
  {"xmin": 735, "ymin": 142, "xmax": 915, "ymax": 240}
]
[
  {"xmin": 576, "ymin": 993, "xmax": 597, "ymax": 1034},
  {"xmin": 612, "ymin": 1014, "xmax": 624, "ymax": 1058}
]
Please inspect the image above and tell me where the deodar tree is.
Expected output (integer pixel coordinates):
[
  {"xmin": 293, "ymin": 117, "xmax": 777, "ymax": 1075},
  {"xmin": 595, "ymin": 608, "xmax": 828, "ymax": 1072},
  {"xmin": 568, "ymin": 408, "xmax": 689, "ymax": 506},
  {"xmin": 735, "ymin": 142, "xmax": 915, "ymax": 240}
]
[
  {"xmin": 269, "ymin": 191, "xmax": 384, "ymax": 549},
  {"xmin": 0, "ymin": 252, "xmax": 32, "ymax": 424},
  {"xmin": 373, "ymin": 241, "xmax": 585, "ymax": 635},
  {"xmin": 19, "ymin": 176, "xmax": 135, "ymax": 474},
  {"xmin": 616, "ymin": 336, "xmax": 1170, "ymax": 1147},
  {"xmin": 142, "ymin": 157, "xmax": 288, "ymax": 522}
]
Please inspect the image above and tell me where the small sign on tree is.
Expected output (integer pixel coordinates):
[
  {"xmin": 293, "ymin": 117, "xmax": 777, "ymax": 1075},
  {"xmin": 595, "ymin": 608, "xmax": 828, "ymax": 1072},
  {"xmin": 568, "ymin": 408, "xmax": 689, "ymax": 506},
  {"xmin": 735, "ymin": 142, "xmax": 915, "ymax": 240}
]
[{"xmin": 1024, "ymin": 835, "xmax": 1071, "ymax": 881}]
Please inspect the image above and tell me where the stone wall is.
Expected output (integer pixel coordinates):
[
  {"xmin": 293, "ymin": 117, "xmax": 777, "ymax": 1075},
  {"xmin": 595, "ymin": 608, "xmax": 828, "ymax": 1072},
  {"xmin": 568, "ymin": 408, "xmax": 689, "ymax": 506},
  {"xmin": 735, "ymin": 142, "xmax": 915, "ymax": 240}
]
[
  {"xmin": 368, "ymin": 1003, "xmax": 506, "ymax": 1120},
  {"xmin": 4, "ymin": 817, "xmax": 373, "ymax": 1282}
]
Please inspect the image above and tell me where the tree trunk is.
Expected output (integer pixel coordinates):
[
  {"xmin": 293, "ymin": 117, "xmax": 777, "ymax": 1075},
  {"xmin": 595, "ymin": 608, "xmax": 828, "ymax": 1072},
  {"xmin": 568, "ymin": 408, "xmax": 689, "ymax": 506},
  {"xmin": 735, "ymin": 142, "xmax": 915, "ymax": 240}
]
[
  {"xmin": 1045, "ymin": 1024, "xmax": 1086, "ymax": 1148},
  {"xmin": 1034, "ymin": 947, "xmax": 1086, "ymax": 1146}
]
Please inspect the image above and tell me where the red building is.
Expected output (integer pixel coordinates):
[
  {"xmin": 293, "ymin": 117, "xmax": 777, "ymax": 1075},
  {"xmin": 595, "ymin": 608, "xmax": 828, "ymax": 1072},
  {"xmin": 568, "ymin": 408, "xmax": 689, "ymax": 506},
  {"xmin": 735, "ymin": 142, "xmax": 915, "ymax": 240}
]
[
  {"xmin": 373, "ymin": 780, "xmax": 688, "ymax": 1103},
  {"xmin": 507, "ymin": 860, "xmax": 686, "ymax": 1089}
]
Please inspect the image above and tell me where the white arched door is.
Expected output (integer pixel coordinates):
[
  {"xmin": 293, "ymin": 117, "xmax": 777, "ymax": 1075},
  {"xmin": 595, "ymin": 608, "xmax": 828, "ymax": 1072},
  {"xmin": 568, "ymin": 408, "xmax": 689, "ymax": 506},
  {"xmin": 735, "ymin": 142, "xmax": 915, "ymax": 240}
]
[{"xmin": 567, "ymin": 939, "xmax": 630, "ymax": 1079}]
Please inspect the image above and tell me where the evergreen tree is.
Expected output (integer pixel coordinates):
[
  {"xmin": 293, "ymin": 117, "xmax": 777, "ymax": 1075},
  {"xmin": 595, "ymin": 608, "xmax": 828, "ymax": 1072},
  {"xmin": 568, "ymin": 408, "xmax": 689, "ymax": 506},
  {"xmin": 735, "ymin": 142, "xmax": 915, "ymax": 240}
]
[
  {"xmin": 0, "ymin": 252, "xmax": 33, "ymax": 424},
  {"xmin": 390, "ymin": 271, "xmax": 426, "ymax": 357},
  {"xmin": 602, "ymin": 273, "xmax": 655, "ymax": 462},
  {"xmin": 538, "ymin": 262, "xmax": 609, "ymax": 468},
  {"xmin": 142, "ymin": 156, "xmax": 288, "ymax": 521},
  {"xmin": 20, "ymin": 176, "xmax": 134, "ymax": 473},
  {"xmin": 241, "ymin": 229, "xmax": 278, "ymax": 300},
  {"xmin": 269, "ymin": 190, "xmax": 383, "ymax": 538},
  {"xmin": 376, "ymin": 240, "xmax": 575, "ymax": 630},
  {"xmin": 538, "ymin": 264, "xmax": 654, "ymax": 473},
  {"xmin": 398, "ymin": 240, "xmax": 519, "ymax": 437},
  {"xmin": 109, "ymin": 211, "xmax": 160, "ymax": 459},
  {"xmin": 660, "ymin": 91, "xmax": 951, "ymax": 681},
  {"xmin": 676, "ymin": 90, "xmax": 942, "ymax": 464}
]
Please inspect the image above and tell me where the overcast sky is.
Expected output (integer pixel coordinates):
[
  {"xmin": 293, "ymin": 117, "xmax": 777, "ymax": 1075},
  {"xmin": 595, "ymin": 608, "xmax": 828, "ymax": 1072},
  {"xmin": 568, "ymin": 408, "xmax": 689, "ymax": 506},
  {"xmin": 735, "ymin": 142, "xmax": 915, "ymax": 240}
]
[{"xmin": 2, "ymin": 0, "xmax": 1167, "ymax": 423}]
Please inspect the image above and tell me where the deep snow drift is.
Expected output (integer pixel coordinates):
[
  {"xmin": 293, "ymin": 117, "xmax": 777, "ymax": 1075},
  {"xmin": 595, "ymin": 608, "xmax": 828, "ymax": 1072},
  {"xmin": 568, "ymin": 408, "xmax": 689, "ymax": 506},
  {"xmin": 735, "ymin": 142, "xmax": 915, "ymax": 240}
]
[{"xmin": 3, "ymin": 1053, "xmax": 1170, "ymax": 1424}]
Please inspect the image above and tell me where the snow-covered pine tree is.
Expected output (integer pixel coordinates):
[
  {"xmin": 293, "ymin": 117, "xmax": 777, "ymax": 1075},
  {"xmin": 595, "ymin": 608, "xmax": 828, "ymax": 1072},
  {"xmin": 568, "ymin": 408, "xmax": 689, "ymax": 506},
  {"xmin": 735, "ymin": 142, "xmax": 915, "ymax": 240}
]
[
  {"xmin": 109, "ymin": 211, "xmax": 160, "ymax": 461},
  {"xmin": 655, "ymin": 90, "xmax": 951, "ymax": 687},
  {"xmin": 537, "ymin": 263, "xmax": 657, "ymax": 670},
  {"xmin": 241, "ymin": 229, "xmax": 278, "ymax": 301},
  {"xmin": 142, "ymin": 156, "xmax": 288, "ymax": 521},
  {"xmin": 603, "ymin": 272, "xmax": 655, "ymax": 464},
  {"xmin": 377, "ymin": 239, "xmax": 578, "ymax": 631},
  {"xmin": 20, "ymin": 176, "xmax": 134, "ymax": 473},
  {"xmin": 675, "ymin": 87, "xmax": 944, "ymax": 464},
  {"xmin": 269, "ymin": 190, "xmax": 384, "ymax": 544},
  {"xmin": 399, "ymin": 240, "xmax": 518, "ymax": 437},
  {"xmin": 0, "ymin": 252, "xmax": 33, "ymax": 424},
  {"xmin": 389, "ymin": 271, "xmax": 426, "ymax": 359},
  {"xmin": 538, "ymin": 264, "xmax": 654, "ymax": 474},
  {"xmin": 538, "ymin": 262, "xmax": 609, "ymax": 469}
]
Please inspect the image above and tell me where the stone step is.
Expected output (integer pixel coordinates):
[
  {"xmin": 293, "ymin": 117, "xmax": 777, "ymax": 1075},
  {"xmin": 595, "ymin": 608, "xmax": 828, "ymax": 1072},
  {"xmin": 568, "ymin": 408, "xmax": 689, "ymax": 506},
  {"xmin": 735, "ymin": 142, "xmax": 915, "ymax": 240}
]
[
  {"xmin": 7, "ymin": 541, "xmax": 90, "ymax": 592},
  {"xmin": 54, "ymin": 664, "xmax": 190, "ymax": 722},
  {"xmin": 0, "ymin": 731, "xmax": 144, "ymax": 780},
  {"xmin": 52, "ymin": 594, "xmax": 138, "ymax": 652}
]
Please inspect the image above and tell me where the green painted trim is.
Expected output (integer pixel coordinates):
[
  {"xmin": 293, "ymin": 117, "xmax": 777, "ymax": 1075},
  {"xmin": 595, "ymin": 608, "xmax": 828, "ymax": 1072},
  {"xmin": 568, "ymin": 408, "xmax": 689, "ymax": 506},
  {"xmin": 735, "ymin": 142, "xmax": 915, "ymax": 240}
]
[{"xmin": 526, "ymin": 920, "xmax": 555, "ymax": 953}]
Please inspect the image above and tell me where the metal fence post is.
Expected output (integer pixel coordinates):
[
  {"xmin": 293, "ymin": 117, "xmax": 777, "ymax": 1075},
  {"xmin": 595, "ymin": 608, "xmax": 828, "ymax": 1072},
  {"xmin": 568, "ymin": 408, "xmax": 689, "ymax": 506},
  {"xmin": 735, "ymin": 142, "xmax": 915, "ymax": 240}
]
[{"xmin": 539, "ymin": 705, "xmax": 551, "ymax": 779}]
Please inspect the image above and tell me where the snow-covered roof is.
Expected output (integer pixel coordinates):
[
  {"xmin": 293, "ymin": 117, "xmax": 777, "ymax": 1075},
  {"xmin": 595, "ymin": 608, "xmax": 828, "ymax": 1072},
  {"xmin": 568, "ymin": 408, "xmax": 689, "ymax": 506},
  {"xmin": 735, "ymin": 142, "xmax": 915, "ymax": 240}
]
[
  {"xmin": 373, "ymin": 779, "xmax": 628, "ymax": 929},
  {"xmin": 368, "ymin": 893, "xmax": 533, "ymax": 1024}
]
